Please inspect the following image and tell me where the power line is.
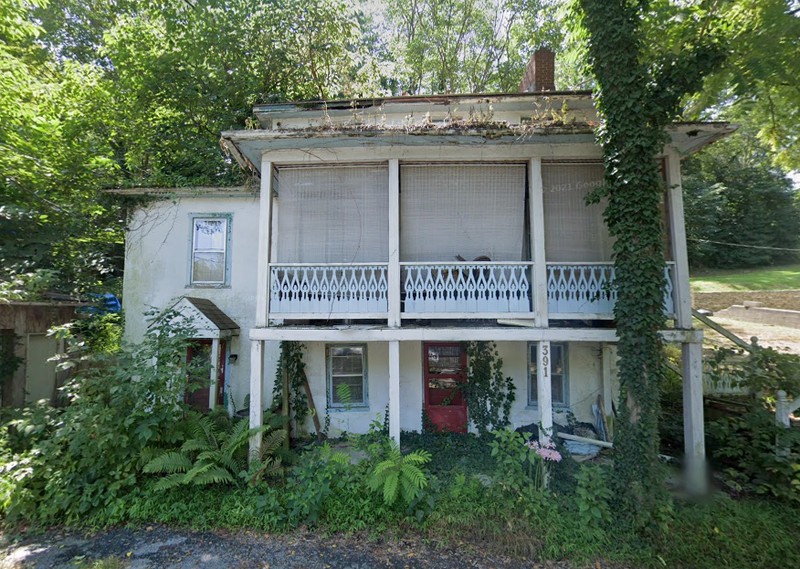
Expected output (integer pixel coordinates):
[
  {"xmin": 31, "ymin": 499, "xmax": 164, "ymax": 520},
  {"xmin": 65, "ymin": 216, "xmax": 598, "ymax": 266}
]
[{"xmin": 688, "ymin": 237, "xmax": 800, "ymax": 252}]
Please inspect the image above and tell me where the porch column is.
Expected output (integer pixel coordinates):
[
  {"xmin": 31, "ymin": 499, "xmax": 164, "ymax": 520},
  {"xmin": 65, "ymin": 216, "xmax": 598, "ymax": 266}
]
[
  {"xmin": 388, "ymin": 340, "xmax": 401, "ymax": 445},
  {"xmin": 682, "ymin": 339, "xmax": 707, "ymax": 494},
  {"xmin": 209, "ymin": 337, "xmax": 220, "ymax": 410},
  {"xmin": 255, "ymin": 156, "xmax": 274, "ymax": 326},
  {"xmin": 388, "ymin": 159, "xmax": 401, "ymax": 328},
  {"xmin": 537, "ymin": 340, "xmax": 553, "ymax": 443},
  {"xmin": 666, "ymin": 149, "xmax": 692, "ymax": 328},
  {"xmin": 529, "ymin": 157, "xmax": 548, "ymax": 327},
  {"xmin": 250, "ymin": 155, "xmax": 273, "ymax": 458},
  {"xmin": 248, "ymin": 339, "xmax": 264, "ymax": 460}
]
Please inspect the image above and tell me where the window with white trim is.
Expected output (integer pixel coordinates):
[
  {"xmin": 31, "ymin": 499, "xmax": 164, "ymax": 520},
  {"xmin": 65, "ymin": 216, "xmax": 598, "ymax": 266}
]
[
  {"xmin": 327, "ymin": 344, "xmax": 368, "ymax": 408},
  {"xmin": 528, "ymin": 342, "xmax": 568, "ymax": 406},
  {"xmin": 190, "ymin": 216, "xmax": 230, "ymax": 286}
]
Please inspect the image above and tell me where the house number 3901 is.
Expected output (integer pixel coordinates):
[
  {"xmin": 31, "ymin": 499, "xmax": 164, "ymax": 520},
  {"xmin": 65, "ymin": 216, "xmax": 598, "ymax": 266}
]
[{"xmin": 541, "ymin": 344, "xmax": 549, "ymax": 377}]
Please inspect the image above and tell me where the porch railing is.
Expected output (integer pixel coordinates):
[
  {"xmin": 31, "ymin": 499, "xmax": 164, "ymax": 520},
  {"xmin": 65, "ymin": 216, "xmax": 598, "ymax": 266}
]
[
  {"xmin": 269, "ymin": 263, "xmax": 388, "ymax": 318},
  {"xmin": 267, "ymin": 261, "xmax": 677, "ymax": 320},
  {"xmin": 546, "ymin": 262, "xmax": 676, "ymax": 318},
  {"xmin": 401, "ymin": 262, "xmax": 533, "ymax": 317}
]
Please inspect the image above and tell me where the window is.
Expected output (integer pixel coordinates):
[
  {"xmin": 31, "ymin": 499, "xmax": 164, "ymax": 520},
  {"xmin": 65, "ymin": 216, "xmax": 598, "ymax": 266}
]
[
  {"xmin": 327, "ymin": 344, "xmax": 367, "ymax": 408},
  {"xmin": 528, "ymin": 343, "xmax": 568, "ymax": 406},
  {"xmin": 190, "ymin": 216, "xmax": 230, "ymax": 286}
]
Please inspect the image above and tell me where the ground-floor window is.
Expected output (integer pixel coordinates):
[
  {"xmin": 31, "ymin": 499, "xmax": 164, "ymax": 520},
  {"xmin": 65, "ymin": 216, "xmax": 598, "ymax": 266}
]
[
  {"xmin": 326, "ymin": 344, "xmax": 367, "ymax": 408},
  {"xmin": 528, "ymin": 342, "xmax": 568, "ymax": 406}
]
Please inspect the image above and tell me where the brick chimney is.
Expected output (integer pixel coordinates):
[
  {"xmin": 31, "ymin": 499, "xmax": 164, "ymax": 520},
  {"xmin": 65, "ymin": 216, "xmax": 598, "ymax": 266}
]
[{"xmin": 519, "ymin": 48, "xmax": 556, "ymax": 93}]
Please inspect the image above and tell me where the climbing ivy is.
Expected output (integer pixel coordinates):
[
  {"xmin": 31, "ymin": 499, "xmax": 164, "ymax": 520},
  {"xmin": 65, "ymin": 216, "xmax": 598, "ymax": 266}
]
[
  {"xmin": 464, "ymin": 341, "xmax": 515, "ymax": 436},
  {"xmin": 575, "ymin": 0, "xmax": 726, "ymax": 528},
  {"xmin": 272, "ymin": 341, "xmax": 309, "ymax": 429}
]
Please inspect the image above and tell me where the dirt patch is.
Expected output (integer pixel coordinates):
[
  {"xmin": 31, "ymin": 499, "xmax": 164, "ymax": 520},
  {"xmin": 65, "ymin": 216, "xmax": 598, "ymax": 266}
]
[
  {"xmin": 700, "ymin": 316, "xmax": 800, "ymax": 355},
  {"xmin": 692, "ymin": 290, "xmax": 800, "ymax": 312}
]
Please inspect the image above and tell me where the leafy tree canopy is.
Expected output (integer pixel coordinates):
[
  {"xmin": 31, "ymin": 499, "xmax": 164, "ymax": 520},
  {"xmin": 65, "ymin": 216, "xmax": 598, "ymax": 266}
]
[{"xmin": 683, "ymin": 119, "xmax": 800, "ymax": 268}]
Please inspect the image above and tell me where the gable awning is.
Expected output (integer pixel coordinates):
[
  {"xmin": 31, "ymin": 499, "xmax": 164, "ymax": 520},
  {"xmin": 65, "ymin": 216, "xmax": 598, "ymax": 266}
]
[{"xmin": 166, "ymin": 297, "xmax": 240, "ymax": 339}]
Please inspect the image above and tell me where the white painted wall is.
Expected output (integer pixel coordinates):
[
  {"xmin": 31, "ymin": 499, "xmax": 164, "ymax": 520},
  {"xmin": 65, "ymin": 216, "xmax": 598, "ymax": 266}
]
[
  {"xmin": 123, "ymin": 194, "xmax": 279, "ymax": 412},
  {"xmin": 289, "ymin": 340, "xmax": 609, "ymax": 437}
]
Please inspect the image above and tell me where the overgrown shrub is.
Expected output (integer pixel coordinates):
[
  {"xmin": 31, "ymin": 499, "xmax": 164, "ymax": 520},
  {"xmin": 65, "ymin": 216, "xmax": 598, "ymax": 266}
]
[
  {"xmin": 708, "ymin": 404, "xmax": 800, "ymax": 502},
  {"xmin": 0, "ymin": 310, "xmax": 200, "ymax": 524},
  {"xmin": 704, "ymin": 344, "xmax": 800, "ymax": 502}
]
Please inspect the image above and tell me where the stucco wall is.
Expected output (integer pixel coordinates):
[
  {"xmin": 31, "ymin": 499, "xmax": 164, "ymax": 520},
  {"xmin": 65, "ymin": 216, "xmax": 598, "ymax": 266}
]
[
  {"xmin": 124, "ymin": 196, "xmax": 620, "ymax": 429},
  {"xmin": 123, "ymin": 194, "xmax": 278, "ymax": 412},
  {"xmin": 290, "ymin": 340, "xmax": 612, "ymax": 437}
]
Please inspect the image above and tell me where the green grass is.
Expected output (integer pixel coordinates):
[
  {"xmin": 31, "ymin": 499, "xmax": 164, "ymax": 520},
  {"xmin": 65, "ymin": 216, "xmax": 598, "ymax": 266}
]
[{"xmin": 690, "ymin": 264, "xmax": 800, "ymax": 292}]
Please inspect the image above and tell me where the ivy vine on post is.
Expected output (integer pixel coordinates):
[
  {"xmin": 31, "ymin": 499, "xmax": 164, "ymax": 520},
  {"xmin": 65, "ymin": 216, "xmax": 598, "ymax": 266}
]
[
  {"xmin": 273, "ymin": 341, "xmax": 309, "ymax": 436},
  {"xmin": 464, "ymin": 341, "xmax": 515, "ymax": 436},
  {"xmin": 576, "ymin": 0, "xmax": 726, "ymax": 528}
]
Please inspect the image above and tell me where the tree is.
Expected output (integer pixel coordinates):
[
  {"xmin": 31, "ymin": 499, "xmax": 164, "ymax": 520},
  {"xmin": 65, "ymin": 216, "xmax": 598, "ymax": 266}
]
[
  {"xmin": 575, "ymin": 0, "xmax": 725, "ymax": 528},
  {"xmin": 0, "ymin": 0, "xmax": 123, "ymax": 299},
  {"xmin": 684, "ymin": 123, "xmax": 800, "ymax": 268},
  {"xmin": 1, "ymin": 0, "xmax": 378, "ymax": 299},
  {"xmin": 685, "ymin": 0, "xmax": 800, "ymax": 171},
  {"xmin": 382, "ymin": 0, "xmax": 565, "ymax": 94}
]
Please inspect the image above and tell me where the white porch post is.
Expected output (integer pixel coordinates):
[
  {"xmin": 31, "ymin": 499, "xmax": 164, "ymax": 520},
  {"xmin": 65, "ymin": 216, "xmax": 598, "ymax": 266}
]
[
  {"xmin": 249, "ymin": 340, "xmax": 264, "ymax": 459},
  {"xmin": 666, "ymin": 149, "xmax": 692, "ymax": 328},
  {"xmin": 682, "ymin": 339, "xmax": 707, "ymax": 494},
  {"xmin": 529, "ymin": 157, "xmax": 548, "ymax": 327},
  {"xmin": 208, "ymin": 337, "xmax": 220, "ymax": 410},
  {"xmin": 255, "ymin": 157, "xmax": 274, "ymax": 327},
  {"xmin": 388, "ymin": 159, "xmax": 401, "ymax": 328},
  {"xmin": 389, "ymin": 340, "xmax": 401, "ymax": 445},
  {"xmin": 250, "ymin": 156, "xmax": 273, "ymax": 459},
  {"xmin": 537, "ymin": 340, "xmax": 553, "ymax": 444}
]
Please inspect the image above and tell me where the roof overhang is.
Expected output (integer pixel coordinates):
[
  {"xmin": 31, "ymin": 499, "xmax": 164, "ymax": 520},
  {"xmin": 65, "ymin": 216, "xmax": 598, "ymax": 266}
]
[
  {"xmin": 667, "ymin": 122, "xmax": 738, "ymax": 156},
  {"xmin": 106, "ymin": 186, "xmax": 257, "ymax": 198},
  {"xmin": 221, "ymin": 126, "xmax": 600, "ymax": 172},
  {"xmin": 158, "ymin": 297, "xmax": 240, "ymax": 340}
]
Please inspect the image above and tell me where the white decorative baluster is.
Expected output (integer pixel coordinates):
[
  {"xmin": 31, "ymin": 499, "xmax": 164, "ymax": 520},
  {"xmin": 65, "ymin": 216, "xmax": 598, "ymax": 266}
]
[{"xmin": 664, "ymin": 265, "xmax": 675, "ymax": 315}]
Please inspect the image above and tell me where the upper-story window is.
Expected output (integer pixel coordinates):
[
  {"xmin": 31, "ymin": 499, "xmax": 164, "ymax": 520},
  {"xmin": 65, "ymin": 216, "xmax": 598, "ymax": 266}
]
[{"xmin": 190, "ymin": 215, "xmax": 231, "ymax": 287}]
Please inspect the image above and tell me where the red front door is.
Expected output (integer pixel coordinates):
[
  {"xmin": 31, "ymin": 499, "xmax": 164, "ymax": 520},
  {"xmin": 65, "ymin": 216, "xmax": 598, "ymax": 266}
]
[{"xmin": 423, "ymin": 342, "xmax": 467, "ymax": 433}]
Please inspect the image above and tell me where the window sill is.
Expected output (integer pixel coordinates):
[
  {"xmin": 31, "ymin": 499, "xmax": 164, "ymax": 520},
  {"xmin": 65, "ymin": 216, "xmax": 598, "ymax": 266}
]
[
  {"xmin": 526, "ymin": 404, "xmax": 570, "ymax": 411},
  {"xmin": 186, "ymin": 284, "xmax": 231, "ymax": 289},
  {"xmin": 326, "ymin": 405, "xmax": 370, "ymax": 413}
]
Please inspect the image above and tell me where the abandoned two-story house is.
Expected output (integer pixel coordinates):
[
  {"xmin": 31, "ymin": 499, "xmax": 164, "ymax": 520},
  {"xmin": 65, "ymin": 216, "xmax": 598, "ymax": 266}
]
[{"xmin": 121, "ymin": 50, "xmax": 734, "ymax": 487}]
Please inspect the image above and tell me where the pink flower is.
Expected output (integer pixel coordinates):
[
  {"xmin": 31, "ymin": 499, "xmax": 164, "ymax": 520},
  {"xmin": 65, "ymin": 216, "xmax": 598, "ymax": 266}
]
[{"xmin": 526, "ymin": 439, "xmax": 562, "ymax": 462}]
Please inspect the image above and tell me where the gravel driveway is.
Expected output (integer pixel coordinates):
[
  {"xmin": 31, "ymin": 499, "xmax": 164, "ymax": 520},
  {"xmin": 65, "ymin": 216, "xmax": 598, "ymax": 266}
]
[{"xmin": 0, "ymin": 526, "xmax": 586, "ymax": 569}]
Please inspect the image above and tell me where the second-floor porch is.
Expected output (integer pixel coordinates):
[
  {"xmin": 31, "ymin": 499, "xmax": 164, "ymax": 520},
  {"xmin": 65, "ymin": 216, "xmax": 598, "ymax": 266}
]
[{"xmin": 268, "ymin": 261, "xmax": 676, "ymax": 322}]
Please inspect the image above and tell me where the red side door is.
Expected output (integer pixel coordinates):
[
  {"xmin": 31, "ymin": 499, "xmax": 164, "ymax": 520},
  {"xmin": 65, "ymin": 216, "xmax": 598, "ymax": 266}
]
[
  {"xmin": 186, "ymin": 339, "xmax": 226, "ymax": 411},
  {"xmin": 423, "ymin": 342, "xmax": 467, "ymax": 433}
]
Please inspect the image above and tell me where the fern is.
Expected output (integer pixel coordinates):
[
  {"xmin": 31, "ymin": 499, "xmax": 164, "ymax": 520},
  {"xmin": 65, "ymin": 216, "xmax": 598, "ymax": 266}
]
[
  {"xmin": 142, "ymin": 451, "xmax": 193, "ymax": 475},
  {"xmin": 368, "ymin": 442, "xmax": 431, "ymax": 506},
  {"xmin": 141, "ymin": 411, "xmax": 285, "ymax": 490}
]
